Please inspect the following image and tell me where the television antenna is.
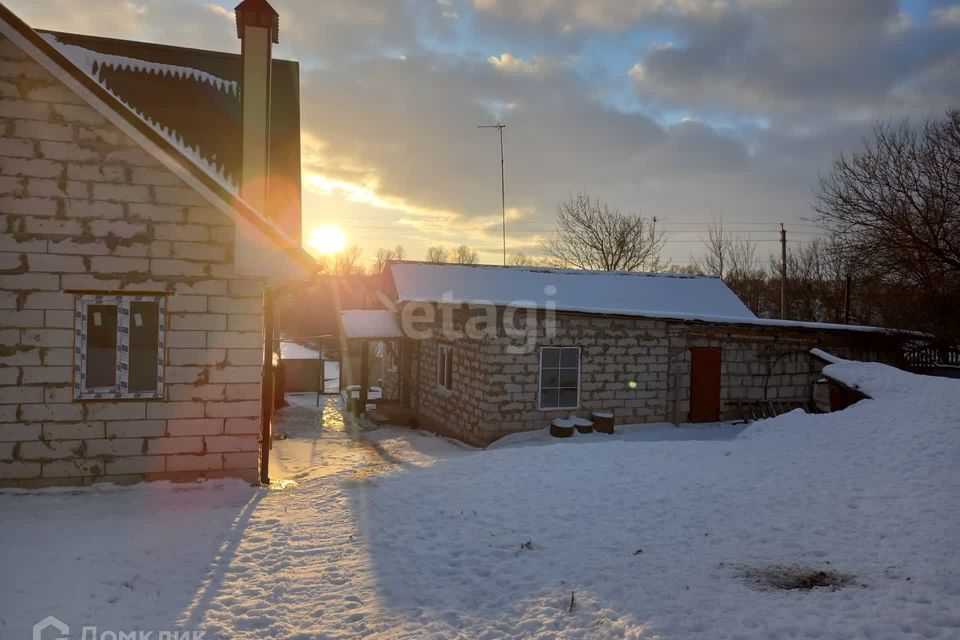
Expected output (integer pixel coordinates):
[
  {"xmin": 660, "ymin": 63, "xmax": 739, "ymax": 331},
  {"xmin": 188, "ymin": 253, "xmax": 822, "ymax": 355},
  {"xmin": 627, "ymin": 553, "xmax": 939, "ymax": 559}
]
[{"xmin": 478, "ymin": 122, "xmax": 507, "ymax": 265}]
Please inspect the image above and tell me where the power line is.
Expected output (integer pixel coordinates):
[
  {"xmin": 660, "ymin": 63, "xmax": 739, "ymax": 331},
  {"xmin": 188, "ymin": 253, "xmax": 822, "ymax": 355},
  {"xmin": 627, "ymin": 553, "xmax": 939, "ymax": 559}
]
[{"xmin": 327, "ymin": 222, "xmax": 825, "ymax": 234}]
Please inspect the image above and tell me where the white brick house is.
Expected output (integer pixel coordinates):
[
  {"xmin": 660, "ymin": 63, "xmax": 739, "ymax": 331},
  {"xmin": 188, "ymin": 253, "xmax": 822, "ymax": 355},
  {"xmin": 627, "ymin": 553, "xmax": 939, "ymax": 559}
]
[
  {"xmin": 363, "ymin": 262, "xmax": 904, "ymax": 447},
  {"xmin": 0, "ymin": 1, "xmax": 315, "ymax": 486}
]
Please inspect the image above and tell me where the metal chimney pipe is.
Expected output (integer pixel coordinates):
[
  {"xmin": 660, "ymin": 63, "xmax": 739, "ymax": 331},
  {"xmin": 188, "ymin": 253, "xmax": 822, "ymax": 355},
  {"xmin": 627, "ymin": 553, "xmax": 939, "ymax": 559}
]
[{"xmin": 235, "ymin": 0, "xmax": 279, "ymax": 215}]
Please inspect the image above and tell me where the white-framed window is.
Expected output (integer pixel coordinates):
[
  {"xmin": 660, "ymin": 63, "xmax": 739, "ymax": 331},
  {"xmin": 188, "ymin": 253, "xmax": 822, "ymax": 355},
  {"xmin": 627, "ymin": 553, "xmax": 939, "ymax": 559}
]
[
  {"xmin": 539, "ymin": 346, "xmax": 580, "ymax": 410},
  {"xmin": 74, "ymin": 294, "xmax": 166, "ymax": 400},
  {"xmin": 436, "ymin": 343, "xmax": 453, "ymax": 391}
]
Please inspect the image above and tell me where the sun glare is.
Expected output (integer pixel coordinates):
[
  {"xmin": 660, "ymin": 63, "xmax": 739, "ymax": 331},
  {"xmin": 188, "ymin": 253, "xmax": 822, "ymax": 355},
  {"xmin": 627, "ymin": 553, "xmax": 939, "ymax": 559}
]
[{"xmin": 306, "ymin": 224, "xmax": 348, "ymax": 256}]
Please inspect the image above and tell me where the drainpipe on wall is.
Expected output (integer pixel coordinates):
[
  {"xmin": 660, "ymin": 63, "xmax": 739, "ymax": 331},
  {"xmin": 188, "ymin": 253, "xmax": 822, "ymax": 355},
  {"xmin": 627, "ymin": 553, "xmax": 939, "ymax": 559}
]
[{"xmin": 260, "ymin": 286, "xmax": 274, "ymax": 485}]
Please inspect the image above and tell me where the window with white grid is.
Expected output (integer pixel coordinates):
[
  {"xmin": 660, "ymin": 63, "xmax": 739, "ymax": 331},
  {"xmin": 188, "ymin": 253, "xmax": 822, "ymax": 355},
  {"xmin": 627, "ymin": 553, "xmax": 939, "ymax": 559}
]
[
  {"xmin": 73, "ymin": 294, "xmax": 165, "ymax": 399},
  {"xmin": 539, "ymin": 346, "xmax": 580, "ymax": 410}
]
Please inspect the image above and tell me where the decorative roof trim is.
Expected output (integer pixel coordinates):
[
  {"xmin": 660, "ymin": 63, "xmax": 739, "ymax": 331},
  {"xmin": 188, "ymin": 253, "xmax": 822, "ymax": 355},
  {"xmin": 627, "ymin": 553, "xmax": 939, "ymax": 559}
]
[{"xmin": 0, "ymin": 3, "xmax": 316, "ymax": 274}]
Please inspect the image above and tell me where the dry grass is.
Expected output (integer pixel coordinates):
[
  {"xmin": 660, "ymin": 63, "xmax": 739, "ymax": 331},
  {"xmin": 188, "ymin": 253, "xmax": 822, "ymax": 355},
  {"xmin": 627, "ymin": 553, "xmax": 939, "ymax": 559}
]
[{"xmin": 738, "ymin": 564, "xmax": 856, "ymax": 591}]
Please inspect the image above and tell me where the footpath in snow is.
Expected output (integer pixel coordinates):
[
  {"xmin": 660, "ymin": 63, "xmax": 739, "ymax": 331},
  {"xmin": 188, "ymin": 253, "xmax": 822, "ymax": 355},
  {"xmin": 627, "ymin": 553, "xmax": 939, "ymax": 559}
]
[{"xmin": 1, "ymin": 359, "xmax": 958, "ymax": 639}]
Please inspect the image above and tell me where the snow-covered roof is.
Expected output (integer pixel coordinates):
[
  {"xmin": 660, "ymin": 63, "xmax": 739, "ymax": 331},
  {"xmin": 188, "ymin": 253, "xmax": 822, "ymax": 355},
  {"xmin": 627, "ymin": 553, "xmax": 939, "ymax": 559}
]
[
  {"xmin": 280, "ymin": 341, "xmax": 321, "ymax": 360},
  {"xmin": 46, "ymin": 37, "xmax": 239, "ymax": 96},
  {"xmin": 389, "ymin": 262, "xmax": 757, "ymax": 320},
  {"xmin": 386, "ymin": 262, "xmax": 889, "ymax": 333},
  {"xmin": 340, "ymin": 310, "xmax": 404, "ymax": 339},
  {"xmin": 810, "ymin": 348, "xmax": 845, "ymax": 365}
]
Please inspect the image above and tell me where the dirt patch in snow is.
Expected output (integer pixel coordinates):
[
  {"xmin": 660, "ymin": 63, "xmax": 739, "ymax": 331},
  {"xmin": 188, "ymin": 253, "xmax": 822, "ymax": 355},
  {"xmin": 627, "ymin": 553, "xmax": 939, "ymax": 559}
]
[{"xmin": 737, "ymin": 564, "xmax": 856, "ymax": 591}]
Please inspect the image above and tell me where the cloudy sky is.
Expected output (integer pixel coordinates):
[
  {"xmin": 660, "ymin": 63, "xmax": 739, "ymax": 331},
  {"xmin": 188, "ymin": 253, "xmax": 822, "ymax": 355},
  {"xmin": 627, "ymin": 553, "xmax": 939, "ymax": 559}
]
[{"xmin": 10, "ymin": 0, "xmax": 960, "ymax": 267}]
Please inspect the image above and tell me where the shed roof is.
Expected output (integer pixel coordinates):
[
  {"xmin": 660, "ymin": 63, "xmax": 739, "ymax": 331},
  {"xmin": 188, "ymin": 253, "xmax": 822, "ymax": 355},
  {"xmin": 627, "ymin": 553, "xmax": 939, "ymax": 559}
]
[
  {"xmin": 385, "ymin": 262, "xmax": 888, "ymax": 333},
  {"xmin": 389, "ymin": 262, "xmax": 757, "ymax": 320},
  {"xmin": 340, "ymin": 310, "xmax": 404, "ymax": 339},
  {"xmin": 280, "ymin": 341, "xmax": 321, "ymax": 360}
]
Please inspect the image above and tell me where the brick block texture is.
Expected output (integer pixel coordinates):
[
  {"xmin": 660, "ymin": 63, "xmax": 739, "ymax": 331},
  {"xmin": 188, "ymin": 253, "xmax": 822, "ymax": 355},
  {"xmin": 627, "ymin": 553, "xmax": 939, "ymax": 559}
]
[
  {"xmin": 388, "ymin": 304, "xmax": 898, "ymax": 447},
  {"xmin": 0, "ymin": 35, "xmax": 262, "ymax": 487}
]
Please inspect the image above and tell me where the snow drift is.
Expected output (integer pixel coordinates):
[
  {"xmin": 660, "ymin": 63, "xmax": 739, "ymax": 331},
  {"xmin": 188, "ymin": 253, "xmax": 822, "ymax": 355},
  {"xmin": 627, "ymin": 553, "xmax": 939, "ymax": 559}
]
[
  {"xmin": 362, "ymin": 360, "xmax": 960, "ymax": 638},
  {"xmin": 1, "ymin": 360, "xmax": 957, "ymax": 639}
]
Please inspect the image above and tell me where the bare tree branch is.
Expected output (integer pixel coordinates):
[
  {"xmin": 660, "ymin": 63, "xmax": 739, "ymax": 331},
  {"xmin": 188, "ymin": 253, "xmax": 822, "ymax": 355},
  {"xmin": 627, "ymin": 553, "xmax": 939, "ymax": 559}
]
[
  {"xmin": 815, "ymin": 108, "xmax": 960, "ymax": 339},
  {"xmin": 541, "ymin": 192, "xmax": 667, "ymax": 271}
]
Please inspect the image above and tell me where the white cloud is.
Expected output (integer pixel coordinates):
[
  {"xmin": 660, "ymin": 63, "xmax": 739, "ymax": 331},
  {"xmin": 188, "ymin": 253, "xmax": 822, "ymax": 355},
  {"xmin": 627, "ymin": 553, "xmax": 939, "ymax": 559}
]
[
  {"xmin": 932, "ymin": 5, "xmax": 960, "ymax": 26},
  {"xmin": 473, "ymin": 0, "xmax": 728, "ymax": 31},
  {"xmin": 11, "ymin": 0, "xmax": 959, "ymax": 265},
  {"xmin": 487, "ymin": 53, "xmax": 563, "ymax": 77},
  {"xmin": 5, "ymin": 0, "xmax": 147, "ymax": 39}
]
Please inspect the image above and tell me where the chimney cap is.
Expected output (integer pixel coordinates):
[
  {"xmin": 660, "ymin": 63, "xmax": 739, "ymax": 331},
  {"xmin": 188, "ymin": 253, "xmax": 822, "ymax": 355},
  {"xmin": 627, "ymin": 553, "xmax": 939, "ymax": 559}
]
[{"xmin": 235, "ymin": 0, "xmax": 280, "ymax": 44}]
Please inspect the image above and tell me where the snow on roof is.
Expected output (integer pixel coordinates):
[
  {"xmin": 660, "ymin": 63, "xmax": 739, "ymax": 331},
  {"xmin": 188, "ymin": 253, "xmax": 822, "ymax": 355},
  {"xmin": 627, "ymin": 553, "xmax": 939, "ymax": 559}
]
[
  {"xmin": 42, "ymin": 33, "xmax": 238, "ymax": 193},
  {"xmin": 389, "ymin": 262, "xmax": 757, "ymax": 319},
  {"xmin": 340, "ymin": 310, "xmax": 404, "ymax": 339},
  {"xmin": 280, "ymin": 341, "xmax": 321, "ymax": 360},
  {"xmin": 44, "ymin": 36, "xmax": 239, "ymax": 96},
  {"xmin": 810, "ymin": 348, "xmax": 845, "ymax": 365},
  {"xmin": 387, "ymin": 262, "xmax": 890, "ymax": 333}
]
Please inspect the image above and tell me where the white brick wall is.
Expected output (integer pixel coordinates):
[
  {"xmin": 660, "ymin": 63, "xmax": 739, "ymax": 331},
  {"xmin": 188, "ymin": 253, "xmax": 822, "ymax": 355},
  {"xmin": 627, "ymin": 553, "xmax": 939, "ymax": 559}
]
[
  {"xmin": 402, "ymin": 305, "xmax": 897, "ymax": 446},
  {"xmin": 0, "ymin": 33, "xmax": 264, "ymax": 487}
]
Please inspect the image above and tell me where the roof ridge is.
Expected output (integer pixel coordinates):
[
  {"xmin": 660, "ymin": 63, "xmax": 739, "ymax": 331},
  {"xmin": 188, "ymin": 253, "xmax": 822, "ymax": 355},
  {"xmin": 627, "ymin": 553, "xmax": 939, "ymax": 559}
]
[
  {"xmin": 37, "ymin": 28, "xmax": 299, "ymax": 65},
  {"xmin": 42, "ymin": 33, "xmax": 240, "ymax": 97},
  {"xmin": 386, "ymin": 260, "xmax": 719, "ymax": 280}
]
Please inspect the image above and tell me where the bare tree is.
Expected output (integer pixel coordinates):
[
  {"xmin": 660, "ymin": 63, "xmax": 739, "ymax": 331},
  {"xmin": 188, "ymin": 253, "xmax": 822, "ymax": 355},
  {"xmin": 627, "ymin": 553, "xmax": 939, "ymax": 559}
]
[
  {"xmin": 693, "ymin": 219, "xmax": 729, "ymax": 278},
  {"xmin": 425, "ymin": 246, "xmax": 448, "ymax": 263},
  {"xmin": 692, "ymin": 219, "xmax": 767, "ymax": 315},
  {"xmin": 692, "ymin": 219, "xmax": 758, "ymax": 279},
  {"xmin": 450, "ymin": 244, "xmax": 479, "ymax": 264},
  {"xmin": 664, "ymin": 263, "xmax": 704, "ymax": 274},
  {"xmin": 541, "ymin": 192, "xmax": 666, "ymax": 271},
  {"xmin": 765, "ymin": 238, "xmax": 847, "ymax": 323},
  {"xmin": 374, "ymin": 248, "xmax": 392, "ymax": 274},
  {"xmin": 815, "ymin": 108, "xmax": 960, "ymax": 338},
  {"xmin": 333, "ymin": 245, "xmax": 364, "ymax": 275},
  {"xmin": 313, "ymin": 254, "xmax": 331, "ymax": 275},
  {"xmin": 374, "ymin": 245, "xmax": 406, "ymax": 273},
  {"xmin": 507, "ymin": 252, "xmax": 538, "ymax": 266}
]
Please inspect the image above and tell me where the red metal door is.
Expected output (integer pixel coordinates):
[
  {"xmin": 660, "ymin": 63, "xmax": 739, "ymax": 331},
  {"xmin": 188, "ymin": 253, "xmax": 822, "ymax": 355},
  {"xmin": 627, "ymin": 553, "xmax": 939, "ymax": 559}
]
[{"xmin": 689, "ymin": 347, "xmax": 722, "ymax": 423}]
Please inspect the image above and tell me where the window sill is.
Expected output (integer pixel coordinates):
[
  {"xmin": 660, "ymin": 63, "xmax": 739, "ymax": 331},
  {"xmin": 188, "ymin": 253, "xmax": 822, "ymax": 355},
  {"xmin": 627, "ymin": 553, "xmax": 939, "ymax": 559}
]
[{"xmin": 74, "ymin": 391, "xmax": 165, "ymax": 401}]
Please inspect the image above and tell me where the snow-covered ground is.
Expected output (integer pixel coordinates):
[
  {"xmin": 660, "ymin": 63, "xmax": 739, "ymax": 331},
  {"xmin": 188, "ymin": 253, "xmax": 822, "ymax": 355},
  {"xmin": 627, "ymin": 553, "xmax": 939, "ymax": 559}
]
[{"xmin": 1, "ymin": 359, "xmax": 958, "ymax": 639}]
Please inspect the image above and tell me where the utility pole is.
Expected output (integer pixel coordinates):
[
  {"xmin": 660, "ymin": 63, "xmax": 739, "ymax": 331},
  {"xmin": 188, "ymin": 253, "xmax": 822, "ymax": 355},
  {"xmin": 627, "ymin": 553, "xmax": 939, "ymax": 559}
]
[
  {"xmin": 779, "ymin": 223, "xmax": 787, "ymax": 320},
  {"xmin": 478, "ymin": 123, "xmax": 507, "ymax": 265}
]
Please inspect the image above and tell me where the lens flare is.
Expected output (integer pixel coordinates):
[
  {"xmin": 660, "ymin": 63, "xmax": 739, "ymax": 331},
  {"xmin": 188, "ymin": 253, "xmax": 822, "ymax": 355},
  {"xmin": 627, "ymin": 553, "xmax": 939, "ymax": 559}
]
[{"xmin": 306, "ymin": 224, "xmax": 348, "ymax": 256}]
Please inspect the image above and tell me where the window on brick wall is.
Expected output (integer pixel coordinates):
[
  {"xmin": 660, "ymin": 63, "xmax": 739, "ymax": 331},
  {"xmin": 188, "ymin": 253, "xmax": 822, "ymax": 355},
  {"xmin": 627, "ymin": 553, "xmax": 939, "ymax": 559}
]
[
  {"xmin": 436, "ymin": 343, "xmax": 453, "ymax": 391},
  {"xmin": 74, "ymin": 294, "xmax": 165, "ymax": 399},
  {"xmin": 539, "ymin": 346, "xmax": 580, "ymax": 410}
]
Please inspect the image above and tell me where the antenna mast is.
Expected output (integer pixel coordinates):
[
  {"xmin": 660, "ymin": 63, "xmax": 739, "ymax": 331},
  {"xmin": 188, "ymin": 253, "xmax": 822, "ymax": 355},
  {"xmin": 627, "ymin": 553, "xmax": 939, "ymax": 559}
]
[{"xmin": 478, "ymin": 123, "xmax": 507, "ymax": 265}]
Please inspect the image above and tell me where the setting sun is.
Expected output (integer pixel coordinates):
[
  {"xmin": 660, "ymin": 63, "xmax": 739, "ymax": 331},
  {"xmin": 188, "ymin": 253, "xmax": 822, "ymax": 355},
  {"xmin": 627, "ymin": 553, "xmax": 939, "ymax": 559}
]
[{"xmin": 306, "ymin": 224, "xmax": 348, "ymax": 256}]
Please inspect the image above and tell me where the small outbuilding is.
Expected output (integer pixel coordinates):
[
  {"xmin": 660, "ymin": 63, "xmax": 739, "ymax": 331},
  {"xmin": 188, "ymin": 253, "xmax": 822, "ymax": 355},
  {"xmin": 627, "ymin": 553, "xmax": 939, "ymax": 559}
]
[{"xmin": 353, "ymin": 262, "xmax": 904, "ymax": 446}]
